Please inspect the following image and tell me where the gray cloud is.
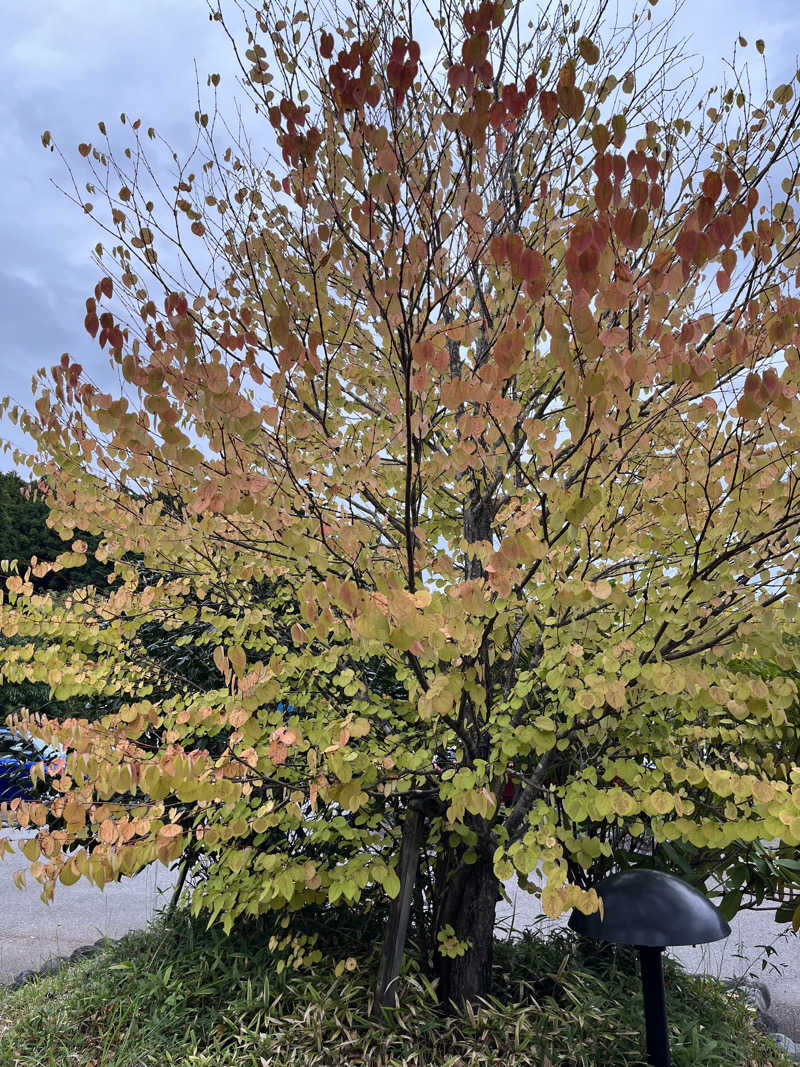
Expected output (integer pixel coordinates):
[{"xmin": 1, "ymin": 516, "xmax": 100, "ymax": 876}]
[
  {"xmin": 1, "ymin": 0, "xmax": 242, "ymax": 464},
  {"xmin": 1, "ymin": 0, "xmax": 797, "ymax": 467}
]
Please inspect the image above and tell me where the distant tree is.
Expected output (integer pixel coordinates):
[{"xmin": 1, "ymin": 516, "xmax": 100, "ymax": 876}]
[
  {"xmin": 0, "ymin": 474, "xmax": 60, "ymax": 583},
  {"xmin": 0, "ymin": 473, "xmax": 110, "ymax": 725},
  {"xmin": 0, "ymin": 472, "xmax": 107, "ymax": 593}
]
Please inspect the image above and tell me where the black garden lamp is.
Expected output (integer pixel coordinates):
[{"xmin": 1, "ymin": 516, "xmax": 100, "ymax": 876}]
[{"xmin": 568, "ymin": 869, "xmax": 731, "ymax": 1067}]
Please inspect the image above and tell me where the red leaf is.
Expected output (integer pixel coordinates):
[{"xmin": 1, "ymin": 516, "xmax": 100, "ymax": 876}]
[
  {"xmin": 696, "ymin": 196, "xmax": 714, "ymax": 229},
  {"xmin": 595, "ymin": 178, "xmax": 612, "ymax": 211},
  {"xmin": 520, "ymin": 248, "xmax": 545, "ymax": 283},
  {"xmin": 489, "ymin": 100, "xmax": 506, "ymax": 130},
  {"xmin": 731, "ymin": 203, "xmax": 749, "ymax": 233},
  {"xmin": 507, "ymin": 234, "xmax": 524, "ymax": 278},
  {"xmin": 594, "ymin": 153, "xmax": 612, "ymax": 181},
  {"xmin": 762, "ymin": 369, "xmax": 781, "ymax": 400},
  {"xmin": 630, "ymin": 178, "xmax": 648, "ymax": 208},
  {"xmin": 675, "ymin": 229, "xmax": 698, "ymax": 262},
  {"xmin": 724, "ymin": 168, "xmax": 741, "ymax": 198},
  {"xmin": 462, "ymin": 31, "xmax": 489, "ymax": 69},
  {"xmin": 702, "ymin": 171, "xmax": 723, "ymax": 201},
  {"xmin": 629, "ymin": 208, "xmax": 648, "ymax": 246},
  {"xmin": 613, "ymin": 207, "xmax": 632, "ymax": 245},
  {"xmin": 627, "ymin": 150, "xmax": 645, "ymax": 178},
  {"xmin": 490, "ymin": 234, "xmax": 507, "ymax": 262},
  {"xmin": 448, "ymin": 64, "xmax": 468, "ymax": 92},
  {"xmin": 539, "ymin": 91, "xmax": 558, "ymax": 124}
]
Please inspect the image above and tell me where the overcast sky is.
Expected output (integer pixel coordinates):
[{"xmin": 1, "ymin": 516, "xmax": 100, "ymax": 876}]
[{"xmin": 1, "ymin": 0, "xmax": 798, "ymax": 470}]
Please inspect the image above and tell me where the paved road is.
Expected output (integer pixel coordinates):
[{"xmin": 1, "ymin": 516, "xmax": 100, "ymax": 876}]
[
  {"xmin": 498, "ymin": 876, "xmax": 800, "ymax": 1044},
  {"xmin": 0, "ymin": 828, "xmax": 179, "ymax": 984}
]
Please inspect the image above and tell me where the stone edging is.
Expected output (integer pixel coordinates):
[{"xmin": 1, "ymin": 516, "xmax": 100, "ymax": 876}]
[
  {"xmin": 726, "ymin": 978, "xmax": 800, "ymax": 1063},
  {"xmin": 4, "ymin": 938, "xmax": 110, "ymax": 991}
]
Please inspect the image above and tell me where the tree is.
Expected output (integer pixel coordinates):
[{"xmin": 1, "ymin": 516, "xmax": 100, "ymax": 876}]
[
  {"xmin": 0, "ymin": 472, "xmax": 107, "ymax": 593},
  {"xmin": 0, "ymin": 471, "xmax": 109, "ymax": 742},
  {"xmin": 5, "ymin": 0, "xmax": 800, "ymax": 1007}
]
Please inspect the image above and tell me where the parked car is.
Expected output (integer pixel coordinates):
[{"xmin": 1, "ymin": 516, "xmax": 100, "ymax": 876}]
[{"xmin": 0, "ymin": 727, "xmax": 63, "ymax": 803}]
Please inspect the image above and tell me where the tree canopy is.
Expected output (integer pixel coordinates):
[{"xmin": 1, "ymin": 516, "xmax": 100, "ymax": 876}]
[{"xmin": 5, "ymin": 0, "xmax": 800, "ymax": 1004}]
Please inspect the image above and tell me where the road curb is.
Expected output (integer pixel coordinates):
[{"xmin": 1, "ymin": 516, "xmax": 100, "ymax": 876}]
[
  {"xmin": 3, "ymin": 937, "xmax": 111, "ymax": 991},
  {"xmin": 726, "ymin": 979, "xmax": 800, "ymax": 1062}
]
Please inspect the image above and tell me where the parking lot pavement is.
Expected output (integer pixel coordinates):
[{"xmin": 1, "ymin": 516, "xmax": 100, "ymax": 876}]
[
  {"xmin": 671, "ymin": 908, "xmax": 800, "ymax": 1046},
  {"xmin": 497, "ymin": 876, "xmax": 800, "ymax": 1043},
  {"xmin": 0, "ymin": 828, "xmax": 179, "ymax": 985}
]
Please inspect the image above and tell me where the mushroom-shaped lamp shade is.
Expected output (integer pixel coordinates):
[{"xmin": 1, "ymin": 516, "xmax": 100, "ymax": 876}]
[
  {"xmin": 568, "ymin": 869, "xmax": 731, "ymax": 947},
  {"xmin": 569, "ymin": 870, "xmax": 730, "ymax": 1067}
]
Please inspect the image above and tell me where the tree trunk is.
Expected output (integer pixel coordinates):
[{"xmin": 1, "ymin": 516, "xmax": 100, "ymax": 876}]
[
  {"xmin": 434, "ymin": 849, "xmax": 499, "ymax": 1008},
  {"xmin": 166, "ymin": 847, "xmax": 195, "ymax": 918},
  {"xmin": 372, "ymin": 805, "xmax": 424, "ymax": 1013}
]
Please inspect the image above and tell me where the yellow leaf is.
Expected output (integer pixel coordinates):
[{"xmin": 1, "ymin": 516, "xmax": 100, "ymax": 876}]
[
  {"xmin": 98, "ymin": 819, "xmax": 117, "ymax": 845},
  {"xmin": 587, "ymin": 580, "xmax": 612, "ymax": 599},
  {"xmin": 59, "ymin": 859, "xmax": 81, "ymax": 886},
  {"xmin": 648, "ymin": 790, "xmax": 674, "ymax": 816},
  {"xmin": 63, "ymin": 800, "xmax": 86, "ymax": 827},
  {"xmin": 21, "ymin": 838, "xmax": 40, "ymax": 862},
  {"xmin": 751, "ymin": 779, "xmax": 776, "ymax": 804},
  {"xmin": 228, "ymin": 645, "xmax": 246, "ymax": 675},
  {"xmin": 578, "ymin": 36, "xmax": 600, "ymax": 65}
]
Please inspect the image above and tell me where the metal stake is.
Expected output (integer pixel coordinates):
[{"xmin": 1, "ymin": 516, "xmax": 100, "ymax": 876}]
[{"xmin": 638, "ymin": 945, "xmax": 670, "ymax": 1067}]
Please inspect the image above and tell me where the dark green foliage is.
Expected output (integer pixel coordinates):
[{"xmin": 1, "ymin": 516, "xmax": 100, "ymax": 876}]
[
  {"xmin": 0, "ymin": 472, "xmax": 63, "ymax": 733},
  {"xmin": 0, "ymin": 473, "xmax": 62, "ymax": 579},
  {"xmin": 0, "ymin": 472, "xmax": 108, "ymax": 592},
  {"xmin": 0, "ymin": 471, "xmax": 109, "ymax": 754}
]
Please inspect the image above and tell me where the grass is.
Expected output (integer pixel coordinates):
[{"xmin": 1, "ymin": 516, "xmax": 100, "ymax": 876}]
[{"xmin": 0, "ymin": 903, "xmax": 792, "ymax": 1067}]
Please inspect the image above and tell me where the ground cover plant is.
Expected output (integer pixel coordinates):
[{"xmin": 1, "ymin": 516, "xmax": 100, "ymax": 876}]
[
  {"xmin": 0, "ymin": 906, "xmax": 791, "ymax": 1066},
  {"xmin": 5, "ymin": 0, "xmax": 800, "ymax": 1010}
]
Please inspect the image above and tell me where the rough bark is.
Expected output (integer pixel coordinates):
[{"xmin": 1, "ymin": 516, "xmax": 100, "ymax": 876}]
[{"xmin": 434, "ymin": 849, "xmax": 499, "ymax": 1008}]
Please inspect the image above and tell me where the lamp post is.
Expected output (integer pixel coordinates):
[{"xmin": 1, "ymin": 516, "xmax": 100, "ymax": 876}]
[{"xmin": 568, "ymin": 869, "xmax": 731, "ymax": 1067}]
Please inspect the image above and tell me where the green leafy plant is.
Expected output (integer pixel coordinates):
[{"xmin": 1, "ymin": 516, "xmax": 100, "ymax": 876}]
[{"xmin": 0, "ymin": 908, "xmax": 790, "ymax": 1066}]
